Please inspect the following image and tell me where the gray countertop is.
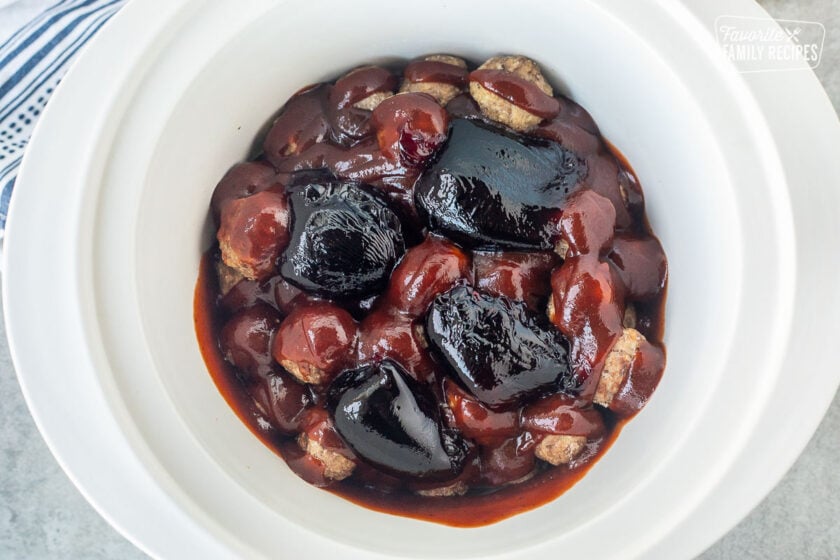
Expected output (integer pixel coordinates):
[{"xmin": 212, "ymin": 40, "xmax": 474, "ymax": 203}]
[{"xmin": 1, "ymin": 0, "xmax": 839, "ymax": 558}]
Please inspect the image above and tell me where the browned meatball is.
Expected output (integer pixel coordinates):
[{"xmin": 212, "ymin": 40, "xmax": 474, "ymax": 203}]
[
  {"xmin": 535, "ymin": 435, "xmax": 587, "ymax": 465},
  {"xmin": 594, "ymin": 328, "xmax": 645, "ymax": 407},
  {"xmin": 469, "ymin": 55, "xmax": 553, "ymax": 131},
  {"xmin": 400, "ymin": 54, "xmax": 468, "ymax": 106},
  {"xmin": 272, "ymin": 303, "xmax": 358, "ymax": 385},
  {"xmin": 217, "ymin": 190, "xmax": 290, "ymax": 281}
]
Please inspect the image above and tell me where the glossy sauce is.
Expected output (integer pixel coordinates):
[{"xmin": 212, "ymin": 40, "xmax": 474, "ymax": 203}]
[
  {"xmin": 196, "ymin": 57, "xmax": 667, "ymax": 527},
  {"xmin": 197, "ymin": 266, "xmax": 627, "ymax": 525},
  {"xmin": 405, "ymin": 60, "xmax": 468, "ymax": 86},
  {"xmin": 469, "ymin": 69, "xmax": 560, "ymax": 119}
]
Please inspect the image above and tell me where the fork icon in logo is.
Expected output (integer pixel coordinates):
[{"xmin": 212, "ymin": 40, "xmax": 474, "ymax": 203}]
[{"xmin": 785, "ymin": 26, "xmax": 803, "ymax": 43}]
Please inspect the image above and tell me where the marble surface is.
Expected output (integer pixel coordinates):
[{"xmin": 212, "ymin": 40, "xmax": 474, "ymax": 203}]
[{"xmin": 1, "ymin": 0, "xmax": 839, "ymax": 558}]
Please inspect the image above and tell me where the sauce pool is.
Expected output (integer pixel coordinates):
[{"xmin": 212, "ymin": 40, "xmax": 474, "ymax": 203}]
[{"xmin": 196, "ymin": 261, "xmax": 627, "ymax": 526}]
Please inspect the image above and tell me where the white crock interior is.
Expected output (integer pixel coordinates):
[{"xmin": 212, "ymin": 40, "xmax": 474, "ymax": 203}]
[{"xmin": 85, "ymin": 1, "xmax": 789, "ymax": 557}]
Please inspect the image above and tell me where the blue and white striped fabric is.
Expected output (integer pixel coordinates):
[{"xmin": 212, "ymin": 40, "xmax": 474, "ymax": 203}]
[{"xmin": 0, "ymin": 0, "xmax": 126, "ymax": 238}]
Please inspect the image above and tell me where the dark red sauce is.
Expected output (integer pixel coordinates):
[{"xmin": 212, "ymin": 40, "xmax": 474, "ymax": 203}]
[
  {"xmin": 195, "ymin": 55, "xmax": 667, "ymax": 527},
  {"xmin": 405, "ymin": 60, "xmax": 468, "ymax": 86},
  {"xmin": 196, "ymin": 269, "xmax": 625, "ymax": 524},
  {"xmin": 469, "ymin": 69, "xmax": 561, "ymax": 119},
  {"xmin": 330, "ymin": 66, "xmax": 399, "ymax": 109}
]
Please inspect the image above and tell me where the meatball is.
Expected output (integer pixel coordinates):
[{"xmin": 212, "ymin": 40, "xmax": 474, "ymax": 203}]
[
  {"xmin": 382, "ymin": 235, "xmax": 471, "ymax": 317},
  {"xmin": 297, "ymin": 432, "xmax": 355, "ymax": 481},
  {"xmin": 535, "ymin": 434, "xmax": 587, "ymax": 466},
  {"xmin": 481, "ymin": 435, "xmax": 537, "ymax": 485},
  {"xmin": 400, "ymin": 54, "xmax": 468, "ymax": 106},
  {"xmin": 353, "ymin": 91, "xmax": 392, "ymax": 111},
  {"xmin": 217, "ymin": 190, "xmax": 290, "ymax": 281},
  {"xmin": 356, "ymin": 310, "xmax": 438, "ymax": 385},
  {"xmin": 558, "ymin": 189, "xmax": 617, "ymax": 258},
  {"xmin": 296, "ymin": 408, "xmax": 357, "ymax": 481},
  {"xmin": 473, "ymin": 250, "xmax": 558, "ymax": 312},
  {"xmin": 608, "ymin": 337, "xmax": 666, "ymax": 417},
  {"xmin": 415, "ymin": 480, "xmax": 468, "ymax": 497},
  {"xmin": 333, "ymin": 66, "xmax": 397, "ymax": 111},
  {"xmin": 250, "ymin": 371, "xmax": 311, "ymax": 434},
  {"xmin": 215, "ymin": 259, "xmax": 244, "ymax": 297},
  {"xmin": 623, "ymin": 303, "xmax": 637, "ymax": 329},
  {"xmin": 546, "ymin": 295, "xmax": 556, "ymax": 324},
  {"xmin": 272, "ymin": 303, "xmax": 358, "ymax": 385},
  {"xmin": 443, "ymin": 379, "xmax": 519, "ymax": 443},
  {"xmin": 219, "ymin": 304, "xmax": 282, "ymax": 379},
  {"xmin": 210, "ymin": 160, "xmax": 279, "ymax": 223},
  {"xmin": 555, "ymin": 238, "xmax": 570, "ymax": 260},
  {"xmin": 371, "ymin": 92, "xmax": 449, "ymax": 166},
  {"xmin": 469, "ymin": 55, "xmax": 553, "ymax": 132},
  {"xmin": 608, "ymin": 235, "xmax": 668, "ymax": 300},
  {"xmin": 594, "ymin": 328, "xmax": 645, "ymax": 407}
]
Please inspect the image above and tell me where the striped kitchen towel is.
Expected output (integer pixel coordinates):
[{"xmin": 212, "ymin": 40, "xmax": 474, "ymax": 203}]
[{"xmin": 0, "ymin": 0, "xmax": 127, "ymax": 238}]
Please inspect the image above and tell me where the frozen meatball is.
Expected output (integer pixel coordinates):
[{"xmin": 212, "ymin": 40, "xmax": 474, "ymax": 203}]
[
  {"xmin": 217, "ymin": 190, "xmax": 290, "ymax": 281},
  {"xmin": 469, "ymin": 55, "xmax": 553, "ymax": 132},
  {"xmin": 535, "ymin": 434, "xmax": 587, "ymax": 466},
  {"xmin": 415, "ymin": 480, "xmax": 469, "ymax": 497},
  {"xmin": 333, "ymin": 66, "xmax": 397, "ymax": 111},
  {"xmin": 594, "ymin": 328, "xmax": 645, "ymax": 407},
  {"xmin": 546, "ymin": 295, "xmax": 556, "ymax": 324},
  {"xmin": 354, "ymin": 90, "xmax": 393, "ymax": 111},
  {"xmin": 555, "ymin": 238, "xmax": 570, "ymax": 260},
  {"xmin": 546, "ymin": 273, "xmax": 570, "ymax": 323},
  {"xmin": 272, "ymin": 303, "xmax": 358, "ymax": 385},
  {"xmin": 282, "ymin": 359, "xmax": 324, "ymax": 386},
  {"xmin": 400, "ymin": 55, "xmax": 468, "ymax": 106},
  {"xmin": 623, "ymin": 304, "xmax": 637, "ymax": 329},
  {"xmin": 297, "ymin": 432, "xmax": 355, "ymax": 481},
  {"xmin": 215, "ymin": 259, "xmax": 244, "ymax": 297},
  {"xmin": 356, "ymin": 310, "xmax": 438, "ymax": 385}
]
